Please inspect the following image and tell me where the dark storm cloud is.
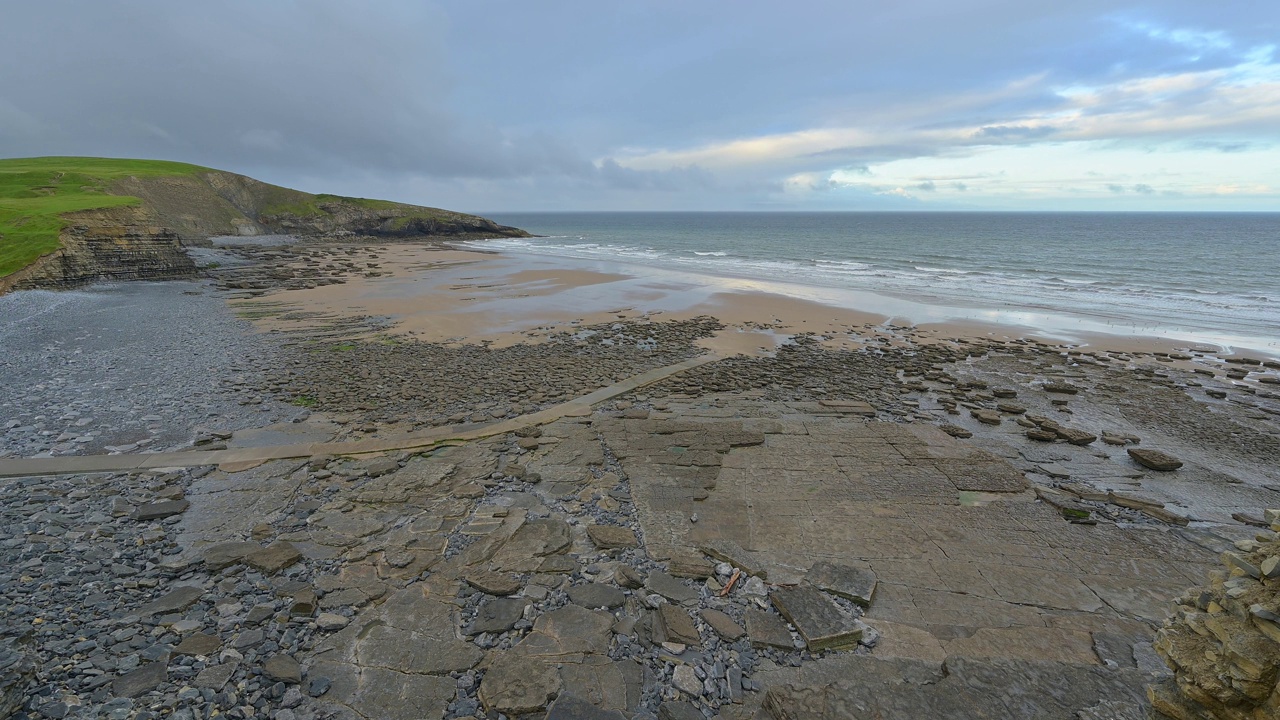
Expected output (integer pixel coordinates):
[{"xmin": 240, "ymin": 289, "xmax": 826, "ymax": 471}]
[{"xmin": 0, "ymin": 2, "xmax": 596, "ymax": 182}]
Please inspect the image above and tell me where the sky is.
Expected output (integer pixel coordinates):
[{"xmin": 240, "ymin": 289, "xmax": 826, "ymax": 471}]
[{"xmin": 2, "ymin": 1, "xmax": 1279, "ymax": 211}]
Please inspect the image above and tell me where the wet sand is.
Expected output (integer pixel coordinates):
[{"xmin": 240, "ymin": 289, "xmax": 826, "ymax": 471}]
[{"xmin": 232, "ymin": 243, "xmax": 1280, "ymax": 361}]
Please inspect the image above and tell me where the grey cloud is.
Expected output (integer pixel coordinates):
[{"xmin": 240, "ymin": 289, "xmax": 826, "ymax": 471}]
[
  {"xmin": 1107, "ymin": 184, "xmax": 1127, "ymax": 193},
  {"xmin": 1133, "ymin": 183, "xmax": 1155, "ymax": 194},
  {"xmin": 973, "ymin": 125, "xmax": 1056, "ymax": 140},
  {"xmin": 915, "ymin": 181, "xmax": 937, "ymax": 191}
]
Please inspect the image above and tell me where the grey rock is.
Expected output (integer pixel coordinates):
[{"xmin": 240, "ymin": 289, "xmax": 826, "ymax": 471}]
[
  {"xmin": 657, "ymin": 604, "xmax": 701, "ymax": 646},
  {"xmin": 771, "ymin": 585, "xmax": 864, "ymax": 651},
  {"xmin": 745, "ymin": 608, "xmax": 794, "ymax": 650},
  {"xmin": 201, "ymin": 541, "xmax": 260, "ymax": 570},
  {"xmin": 132, "ymin": 500, "xmax": 189, "ymax": 521},
  {"xmin": 193, "ymin": 663, "xmax": 238, "ymax": 691},
  {"xmin": 586, "ymin": 524, "xmax": 638, "ymax": 549},
  {"xmin": 113, "ymin": 662, "xmax": 166, "ymax": 698},
  {"xmin": 568, "ymin": 583, "xmax": 625, "ymax": 609},
  {"xmin": 244, "ymin": 541, "xmax": 303, "ymax": 574},
  {"xmin": 173, "ymin": 633, "xmax": 221, "ymax": 657},
  {"xmin": 646, "ymin": 572, "xmax": 698, "ymax": 604},
  {"xmin": 263, "ymin": 654, "xmax": 302, "ymax": 684},
  {"xmin": 139, "ymin": 586, "xmax": 204, "ymax": 615},
  {"xmin": 700, "ymin": 608, "xmax": 746, "ymax": 641},
  {"xmin": 657, "ymin": 701, "xmax": 704, "ymax": 720},
  {"xmin": 463, "ymin": 570, "xmax": 522, "ymax": 596},
  {"xmin": 672, "ymin": 664, "xmax": 701, "ymax": 697},
  {"xmin": 806, "ymin": 561, "xmax": 877, "ymax": 608},
  {"xmin": 545, "ymin": 692, "xmax": 627, "ymax": 720},
  {"xmin": 1127, "ymin": 448, "xmax": 1183, "ymax": 471},
  {"xmin": 469, "ymin": 597, "xmax": 529, "ymax": 635}
]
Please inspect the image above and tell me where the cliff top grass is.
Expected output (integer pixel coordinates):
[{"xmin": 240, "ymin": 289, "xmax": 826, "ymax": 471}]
[{"xmin": 0, "ymin": 157, "xmax": 209, "ymax": 277}]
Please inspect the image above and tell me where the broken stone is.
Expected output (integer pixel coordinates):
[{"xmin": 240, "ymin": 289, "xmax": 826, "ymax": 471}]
[
  {"xmin": 469, "ymin": 597, "xmax": 528, "ymax": 635},
  {"xmin": 586, "ymin": 524, "xmax": 639, "ymax": 549},
  {"xmin": 672, "ymin": 664, "xmax": 701, "ymax": 697},
  {"xmin": 700, "ymin": 609, "xmax": 745, "ymax": 641},
  {"xmin": 201, "ymin": 541, "xmax": 260, "ymax": 570},
  {"xmin": 667, "ymin": 554, "xmax": 715, "ymax": 579},
  {"xmin": 173, "ymin": 633, "xmax": 221, "ymax": 657},
  {"xmin": 806, "ymin": 561, "xmax": 877, "ymax": 608},
  {"xmin": 193, "ymin": 663, "xmax": 237, "ymax": 691},
  {"xmin": 113, "ymin": 662, "xmax": 166, "ymax": 698},
  {"xmin": 263, "ymin": 654, "xmax": 302, "ymax": 684},
  {"xmin": 646, "ymin": 572, "xmax": 699, "ymax": 604},
  {"xmin": 745, "ymin": 608, "xmax": 794, "ymax": 650},
  {"xmin": 245, "ymin": 542, "xmax": 303, "ymax": 574},
  {"xmin": 615, "ymin": 565, "xmax": 644, "ymax": 589},
  {"xmin": 567, "ymin": 583, "xmax": 625, "ymax": 609},
  {"xmin": 657, "ymin": 604, "xmax": 701, "ymax": 646},
  {"xmin": 139, "ymin": 586, "xmax": 204, "ymax": 616},
  {"xmin": 1127, "ymin": 448, "xmax": 1183, "ymax": 471},
  {"xmin": 463, "ymin": 570, "xmax": 522, "ymax": 596},
  {"xmin": 132, "ymin": 500, "xmax": 189, "ymax": 521},
  {"xmin": 771, "ymin": 585, "xmax": 864, "ymax": 651}
]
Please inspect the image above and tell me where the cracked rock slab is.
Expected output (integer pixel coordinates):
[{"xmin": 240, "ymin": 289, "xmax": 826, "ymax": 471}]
[{"xmin": 771, "ymin": 585, "xmax": 863, "ymax": 651}]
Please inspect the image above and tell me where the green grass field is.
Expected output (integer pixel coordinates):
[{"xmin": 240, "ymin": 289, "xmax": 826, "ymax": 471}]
[{"xmin": 0, "ymin": 157, "xmax": 207, "ymax": 277}]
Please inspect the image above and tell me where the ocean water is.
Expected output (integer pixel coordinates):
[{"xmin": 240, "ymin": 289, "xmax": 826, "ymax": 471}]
[{"xmin": 479, "ymin": 212, "xmax": 1280, "ymax": 352}]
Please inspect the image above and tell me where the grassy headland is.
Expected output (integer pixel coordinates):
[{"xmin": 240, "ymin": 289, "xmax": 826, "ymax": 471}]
[
  {"xmin": 0, "ymin": 156, "xmax": 528, "ymax": 282},
  {"xmin": 0, "ymin": 157, "xmax": 206, "ymax": 276}
]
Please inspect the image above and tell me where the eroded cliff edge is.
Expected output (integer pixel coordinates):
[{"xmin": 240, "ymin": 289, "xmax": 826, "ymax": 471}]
[{"xmin": 0, "ymin": 159, "xmax": 528, "ymax": 293}]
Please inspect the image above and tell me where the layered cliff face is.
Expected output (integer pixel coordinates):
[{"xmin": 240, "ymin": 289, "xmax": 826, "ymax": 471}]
[{"xmin": 0, "ymin": 158, "xmax": 529, "ymax": 293}]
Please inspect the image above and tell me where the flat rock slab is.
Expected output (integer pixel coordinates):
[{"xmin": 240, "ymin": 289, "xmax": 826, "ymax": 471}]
[
  {"xmin": 470, "ymin": 598, "xmax": 529, "ymax": 635},
  {"xmin": 700, "ymin": 609, "xmax": 746, "ymax": 641},
  {"xmin": 464, "ymin": 570, "xmax": 522, "ymax": 596},
  {"xmin": 358, "ymin": 626, "xmax": 484, "ymax": 674},
  {"xmin": 113, "ymin": 662, "xmax": 166, "ymax": 698},
  {"xmin": 193, "ymin": 662, "xmax": 237, "ymax": 691},
  {"xmin": 567, "ymin": 583, "xmax": 625, "ymax": 609},
  {"xmin": 699, "ymin": 539, "xmax": 768, "ymax": 579},
  {"xmin": 546, "ymin": 693, "xmax": 628, "ymax": 720},
  {"xmin": 771, "ymin": 585, "xmax": 863, "ymax": 651},
  {"xmin": 479, "ymin": 653, "xmax": 561, "ymax": 715},
  {"xmin": 201, "ymin": 541, "xmax": 260, "ymax": 570},
  {"xmin": 139, "ymin": 585, "xmax": 204, "ymax": 615},
  {"xmin": 806, "ymin": 561, "xmax": 877, "ymax": 608},
  {"xmin": 745, "ymin": 608, "xmax": 795, "ymax": 650},
  {"xmin": 646, "ymin": 572, "xmax": 699, "ymax": 604},
  {"xmin": 657, "ymin": 604, "xmax": 701, "ymax": 646},
  {"xmin": 1127, "ymin": 448, "xmax": 1183, "ymax": 471},
  {"xmin": 263, "ymin": 654, "xmax": 302, "ymax": 684},
  {"xmin": 173, "ymin": 633, "xmax": 221, "ymax": 657},
  {"xmin": 245, "ymin": 542, "xmax": 303, "ymax": 574},
  {"xmin": 133, "ymin": 500, "xmax": 189, "ymax": 521},
  {"xmin": 667, "ymin": 554, "xmax": 715, "ymax": 579},
  {"xmin": 587, "ymin": 525, "xmax": 639, "ymax": 549}
]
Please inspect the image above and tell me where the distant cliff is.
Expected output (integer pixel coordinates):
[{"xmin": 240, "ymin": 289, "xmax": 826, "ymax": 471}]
[{"xmin": 0, "ymin": 157, "xmax": 528, "ymax": 293}]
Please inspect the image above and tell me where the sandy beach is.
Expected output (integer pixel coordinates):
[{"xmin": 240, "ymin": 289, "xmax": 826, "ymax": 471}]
[{"xmin": 225, "ymin": 242, "xmax": 1275, "ymax": 363}]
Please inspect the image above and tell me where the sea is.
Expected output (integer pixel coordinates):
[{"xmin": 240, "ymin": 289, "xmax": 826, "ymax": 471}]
[{"xmin": 478, "ymin": 212, "xmax": 1280, "ymax": 354}]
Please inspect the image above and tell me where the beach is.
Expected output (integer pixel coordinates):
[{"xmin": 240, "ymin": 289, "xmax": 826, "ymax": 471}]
[{"xmin": 2, "ymin": 237, "xmax": 1279, "ymax": 719}]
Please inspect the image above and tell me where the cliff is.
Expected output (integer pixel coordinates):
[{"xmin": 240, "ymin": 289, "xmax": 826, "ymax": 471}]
[{"xmin": 0, "ymin": 157, "xmax": 528, "ymax": 293}]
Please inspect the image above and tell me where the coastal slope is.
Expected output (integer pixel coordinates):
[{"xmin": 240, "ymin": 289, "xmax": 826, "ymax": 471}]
[{"xmin": 0, "ymin": 156, "xmax": 528, "ymax": 292}]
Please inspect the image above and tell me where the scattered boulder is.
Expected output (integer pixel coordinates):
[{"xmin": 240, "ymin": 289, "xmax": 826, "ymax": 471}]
[{"xmin": 1127, "ymin": 448, "xmax": 1183, "ymax": 471}]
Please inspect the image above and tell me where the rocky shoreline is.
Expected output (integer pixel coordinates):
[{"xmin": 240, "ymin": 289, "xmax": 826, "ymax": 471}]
[{"xmin": 2, "ymin": 244, "xmax": 1279, "ymax": 719}]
